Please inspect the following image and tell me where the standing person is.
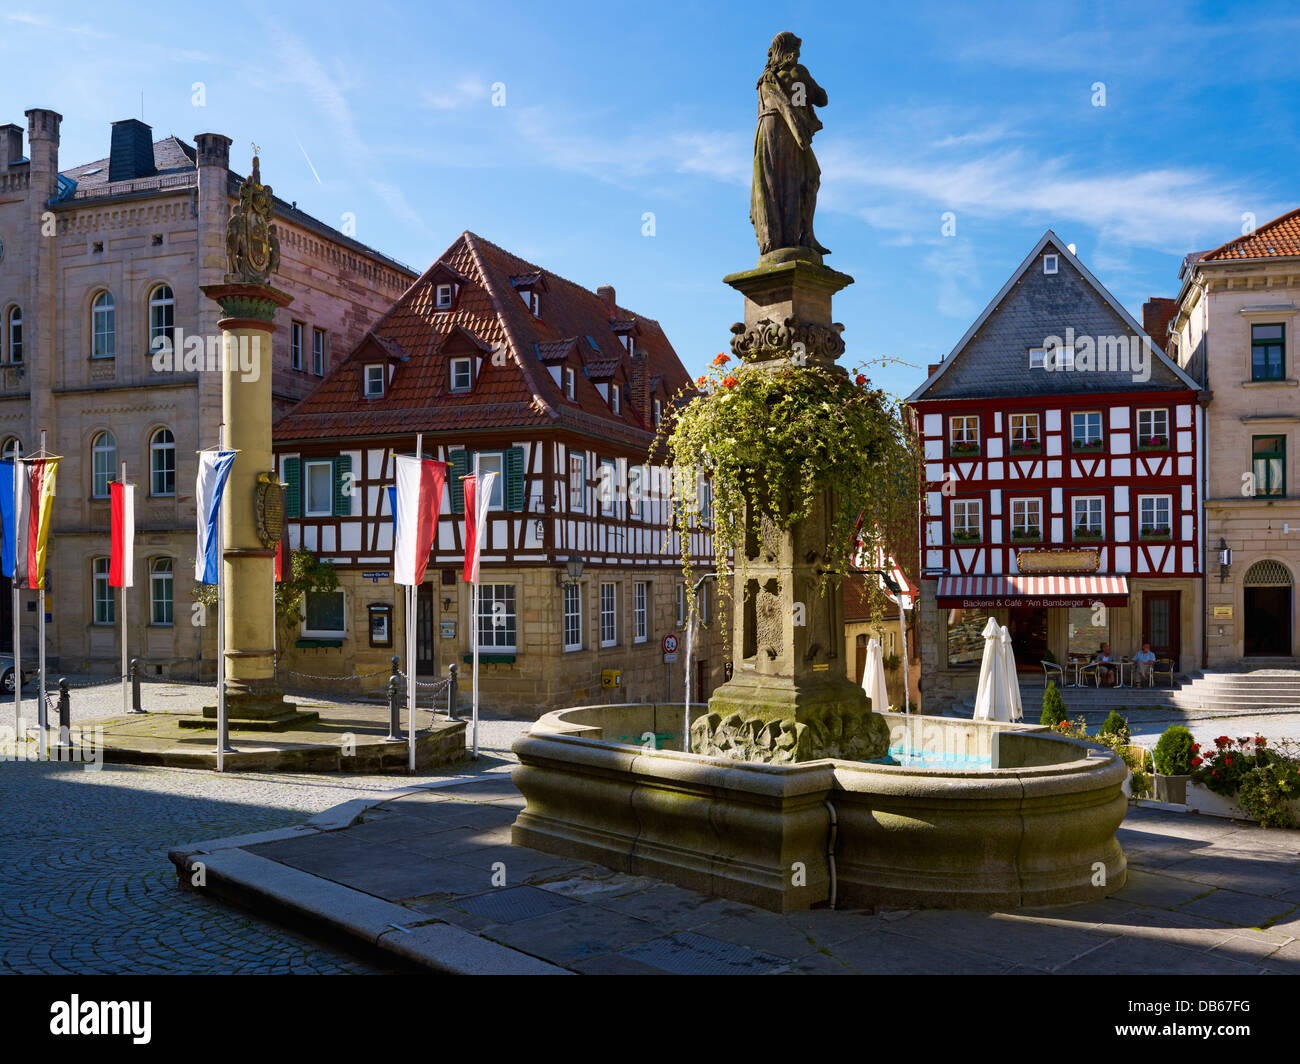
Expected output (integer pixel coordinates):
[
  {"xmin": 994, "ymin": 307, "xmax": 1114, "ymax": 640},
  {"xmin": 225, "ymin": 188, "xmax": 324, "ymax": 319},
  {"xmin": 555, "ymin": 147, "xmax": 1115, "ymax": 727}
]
[{"xmin": 1134, "ymin": 641, "xmax": 1157, "ymax": 687}]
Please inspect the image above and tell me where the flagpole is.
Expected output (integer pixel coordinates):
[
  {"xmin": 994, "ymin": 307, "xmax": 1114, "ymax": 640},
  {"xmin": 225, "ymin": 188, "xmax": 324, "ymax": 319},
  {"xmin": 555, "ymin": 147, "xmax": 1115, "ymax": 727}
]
[
  {"xmin": 408, "ymin": 433, "xmax": 422, "ymax": 774},
  {"xmin": 472, "ymin": 575, "xmax": 479, "ymax": 761},
  {"xmin": 11, "ymin": 453, "xmax": 19, "ymax": 749},
  {"xmin": 216, "ymin": 423, "xmax": 230, "ymax": 771},
  {"xmin": 37, "ymin": 429, "xmax": 46, "ymax": 762}
]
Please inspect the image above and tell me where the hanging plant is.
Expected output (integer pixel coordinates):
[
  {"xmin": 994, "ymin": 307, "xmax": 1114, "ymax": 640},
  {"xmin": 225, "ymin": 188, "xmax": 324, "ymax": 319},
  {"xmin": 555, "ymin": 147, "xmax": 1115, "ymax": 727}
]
[{"xmin": 655, "ymin": 353, "xmax": 922, "ymax": 644}]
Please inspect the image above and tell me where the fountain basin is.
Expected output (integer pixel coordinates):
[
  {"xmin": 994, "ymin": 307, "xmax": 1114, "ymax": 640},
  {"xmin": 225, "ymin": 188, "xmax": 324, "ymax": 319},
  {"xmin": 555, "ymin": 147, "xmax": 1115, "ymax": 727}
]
[{"xmin": 511, "ymin": 706, "xmax": 1127, "ymax": 913}]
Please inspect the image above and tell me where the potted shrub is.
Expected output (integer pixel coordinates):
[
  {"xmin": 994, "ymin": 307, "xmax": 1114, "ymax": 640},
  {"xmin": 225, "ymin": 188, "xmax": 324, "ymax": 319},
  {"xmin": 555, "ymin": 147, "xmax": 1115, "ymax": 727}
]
[
  {"xmin": 1041, "ymin": 680, "xmax": 1067, "ymax": 727},
  {"xmin": 1153, "ymin": 724, "xmax": 1195, "ymax": 803}
]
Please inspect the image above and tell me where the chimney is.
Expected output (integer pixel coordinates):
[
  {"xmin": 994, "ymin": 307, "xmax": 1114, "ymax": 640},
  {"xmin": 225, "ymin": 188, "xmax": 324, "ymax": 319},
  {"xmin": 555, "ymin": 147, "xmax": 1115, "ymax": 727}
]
[
  {"xmin": 596, "ymin": 284, "xmax": 616, "ymax": 317},
  {"xmin": 631, "ymin": 346, "xmax": 650, "ymax": 417},
  {"xmin": 0, "ymin": 124, "xmax": 21, "ymax": 171},
  {"xmin": 926, "ymin": 363, "xmax": 941, "ymax": 377},
  {"xmin": 24, "ymin": 108, "xmax": 61, "ymax": 200},
  {"xmin": 1141, "ymin": 297, "xmax": 1178, "ymax": 347},
  {"xmin": 108, "ymin": 118, "xmax": 156, "ymax": 182},
  {"xmin": 194, "ymin": 131, "xmax": 231, "ymax": 170}
]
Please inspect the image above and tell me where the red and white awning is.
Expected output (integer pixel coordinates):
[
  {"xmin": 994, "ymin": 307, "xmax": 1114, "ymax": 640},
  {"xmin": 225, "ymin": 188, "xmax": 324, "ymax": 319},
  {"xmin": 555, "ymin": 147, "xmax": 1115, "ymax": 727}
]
[{"xmin": 936, "ymin": 575, "xmax": 1128, "ymax": 607}]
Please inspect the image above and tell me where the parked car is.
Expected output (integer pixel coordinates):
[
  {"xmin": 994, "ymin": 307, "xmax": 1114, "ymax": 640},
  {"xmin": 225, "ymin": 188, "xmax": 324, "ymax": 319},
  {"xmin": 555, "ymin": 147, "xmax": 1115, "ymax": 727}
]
[{"xmin": 0, "ymin": 654, "xmax": 38, "ymax": 694}]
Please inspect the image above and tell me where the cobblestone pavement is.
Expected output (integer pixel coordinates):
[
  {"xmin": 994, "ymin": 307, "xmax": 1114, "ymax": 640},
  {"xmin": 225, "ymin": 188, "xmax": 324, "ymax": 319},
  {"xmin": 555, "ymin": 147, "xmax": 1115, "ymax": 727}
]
[{"xmin": 0, "ymin": 691, "xmax": 533, "ymax": 975}]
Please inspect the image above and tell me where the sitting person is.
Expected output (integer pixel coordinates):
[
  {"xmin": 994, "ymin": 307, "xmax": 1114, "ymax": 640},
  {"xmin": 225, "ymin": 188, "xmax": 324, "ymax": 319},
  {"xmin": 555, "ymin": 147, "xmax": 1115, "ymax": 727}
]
[
  {"xmin": 1091, "ymin": 643, "xmax": 1116, "ymax": 687},
  {"xmin": 1134, "ymin": 641, "xmax": 1157, "ymax": 687}
]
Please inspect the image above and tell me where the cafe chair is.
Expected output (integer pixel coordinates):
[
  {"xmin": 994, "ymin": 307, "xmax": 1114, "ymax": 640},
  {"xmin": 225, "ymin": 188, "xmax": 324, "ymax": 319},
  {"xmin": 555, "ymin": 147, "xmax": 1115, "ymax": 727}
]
[
  {"xmin": 1153, "ymin": 658, "xmax": 1175, "ymax": 687},
  {"xmin": 1040, "ymin": 660, "xmax": 1065, "ymax": 688}
]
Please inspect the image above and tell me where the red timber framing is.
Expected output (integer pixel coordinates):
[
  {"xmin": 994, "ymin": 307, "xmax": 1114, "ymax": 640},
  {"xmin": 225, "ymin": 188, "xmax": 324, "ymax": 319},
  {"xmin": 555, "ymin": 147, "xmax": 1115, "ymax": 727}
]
[{"xmin": 917, "ymin": 390, "xmax": 1202, "ymax": 580}]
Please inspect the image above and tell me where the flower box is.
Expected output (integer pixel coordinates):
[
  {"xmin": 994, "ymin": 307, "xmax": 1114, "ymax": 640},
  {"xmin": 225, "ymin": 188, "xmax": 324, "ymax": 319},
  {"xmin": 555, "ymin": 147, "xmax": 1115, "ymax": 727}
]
[
  {"xmin": 1073, "ymin": 527, "xmax": 1103, "ymax": 541},
  {"xmin": 1009, "ymin": 441, "xmax": 1041, "ymax": 455},
  {"xmin": 1186, "ymin": 781, "xmax": 1300, "ymax": 823},
  {"xmin": 952, "ymin": 531, "xmax": 981, "ymax": 544},
  {"xmin": 1139, "ymin": 526, "xmax": 1172, "ymax": 540},
  {"xmin": 1137, "ymin": 436, "xmax": 1169, "ymax": 451},
  {"xmin": 950, "ymin": 442, "xmax": 980, "ymax": 457},
  {"xmin": 1071, "ymin": 439, "xmax": 1104, "ymax": 452},
  {"xmin": 1153, "ymin": 773, "xmax": 1189, "ymax": 804},
  {"xmin": 1010, "ymin": 528, "xmax": 1042, "ymax": 542}
]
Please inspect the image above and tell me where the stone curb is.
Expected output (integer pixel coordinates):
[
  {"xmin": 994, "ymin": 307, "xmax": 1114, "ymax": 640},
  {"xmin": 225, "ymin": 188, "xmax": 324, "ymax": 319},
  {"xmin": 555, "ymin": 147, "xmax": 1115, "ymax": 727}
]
[{"xmin": 166, "ymin": 765, "xmax": 568, "ymax": 975}]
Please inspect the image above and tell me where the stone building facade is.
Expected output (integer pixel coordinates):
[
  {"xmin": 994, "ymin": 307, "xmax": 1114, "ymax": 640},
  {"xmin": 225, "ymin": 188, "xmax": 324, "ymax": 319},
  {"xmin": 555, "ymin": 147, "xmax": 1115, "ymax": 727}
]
[
  {"xmin": 1163, "ymin": 209, "xmax": 1300, "ymax": 665},
  {"xmin": 272, "ymin": 231, "xmax": 725, "ymax": 715},
  {"xmin": 0, "ymin": 109, "xmax": 415, "ymax": 676}
]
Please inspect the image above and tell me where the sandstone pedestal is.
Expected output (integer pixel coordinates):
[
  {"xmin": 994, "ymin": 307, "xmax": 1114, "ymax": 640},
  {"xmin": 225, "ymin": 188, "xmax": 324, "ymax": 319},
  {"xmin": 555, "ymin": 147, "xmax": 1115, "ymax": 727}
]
[{"xmin": 692, "ymin": 258, "xmax": 889, "ymax": 763}]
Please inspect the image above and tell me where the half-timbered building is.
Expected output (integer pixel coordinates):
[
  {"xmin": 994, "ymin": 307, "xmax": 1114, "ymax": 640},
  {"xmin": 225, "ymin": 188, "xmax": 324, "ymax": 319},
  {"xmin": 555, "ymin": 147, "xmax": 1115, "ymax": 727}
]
[
  {"xmin": 907, "ymin": 233, "xmax": 1204, "ymax": 710},
  {"xmin": 272, "ymin": 231, "xmax": 723, "ymax": 712}
]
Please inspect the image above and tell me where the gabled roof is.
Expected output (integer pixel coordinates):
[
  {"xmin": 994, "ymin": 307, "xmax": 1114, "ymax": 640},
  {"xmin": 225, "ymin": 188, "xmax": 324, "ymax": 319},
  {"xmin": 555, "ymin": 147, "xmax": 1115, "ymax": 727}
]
[
  {"xmin": 274, "ymin": 231, "xmax": 693, "ymax": 446},
  {"xmin": 1200, "ymin": 207, "xmax": 1300, "ymax": 263},
  {"xmin": 907, "ymin": 231, "xmax": 1199, "ymax": 403}
]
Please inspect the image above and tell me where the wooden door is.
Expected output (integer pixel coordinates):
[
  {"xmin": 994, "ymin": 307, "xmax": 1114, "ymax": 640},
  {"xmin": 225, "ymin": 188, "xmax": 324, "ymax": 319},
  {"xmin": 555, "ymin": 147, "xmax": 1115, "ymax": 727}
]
[
  {"xmin": 416, "ymin": 584, "xmax": 437, "ymax": 674},
  {"xmin": 1142, "ymin": 591, "xmax": 1181, "ymax": 664}
]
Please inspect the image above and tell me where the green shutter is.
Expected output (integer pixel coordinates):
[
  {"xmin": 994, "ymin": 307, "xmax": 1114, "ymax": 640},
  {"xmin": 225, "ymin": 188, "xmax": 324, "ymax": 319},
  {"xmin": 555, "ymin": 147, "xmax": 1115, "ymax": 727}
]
[
  {"xmin": 284, "ymin": 457, "xmax": 301, "ymax": 517},
  {"xmin": 506, "ymin": 447, "xmax": 525, "ymax": 511},
  {"xmin": 333, "ymin": 454, "xmax": 352, "ymax": 516},
  {"xmin": 449, "ymin": 449, "xmax": 469, "ymax": 513}
]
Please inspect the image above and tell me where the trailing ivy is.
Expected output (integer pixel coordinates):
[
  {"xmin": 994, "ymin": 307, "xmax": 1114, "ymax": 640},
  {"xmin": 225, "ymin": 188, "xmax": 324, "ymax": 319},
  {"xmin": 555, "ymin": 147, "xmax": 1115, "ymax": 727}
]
[{"xmin": 656, "ymin": 354, "xmax": 921, "ymax": 644}]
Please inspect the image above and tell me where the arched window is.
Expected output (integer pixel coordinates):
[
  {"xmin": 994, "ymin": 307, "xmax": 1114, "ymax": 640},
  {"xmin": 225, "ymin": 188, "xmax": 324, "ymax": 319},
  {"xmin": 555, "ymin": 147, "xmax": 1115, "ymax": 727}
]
[
  {"xmin": 150, "ymin": 427, "xmax": 175, "ymax": 496},
  {"xmin": 92, "ymin": 431, "xmax": 117, "ymax": 498},
  {"xmin": 148, "ymin": 285, "xmax": 174, "ymax": 353},
  {"xmin": 92, "ymin": 291, "xmax": 115, "ymax": 359},
  {"xmin": 1, "ymin": 437, "xmax": 22, "ymax": 461},
  {"xmin": 6, "ymin": 306, "xmax": 21, "ymax": 365},
  {"xmin": 150, "ymin": 558, "xmax": 174, "ymax": 626},
  {"xmin": 93, "ymin": 557, "xmax": 114, "ymax": 625}
]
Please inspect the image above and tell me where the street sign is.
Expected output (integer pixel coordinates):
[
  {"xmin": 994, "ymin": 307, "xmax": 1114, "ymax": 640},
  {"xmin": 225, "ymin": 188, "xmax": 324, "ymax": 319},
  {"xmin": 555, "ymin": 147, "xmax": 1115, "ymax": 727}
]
[
  {"xmin": 663, "ymin": 653, "xmax": 678, "ymax": 664},
  {"xmin": 663, "ymin": 633, "xmax": 678, "ymax": 654},
  {"xmin": 362, "ymin": 570, "xmax": 390, "ymax": 583}
]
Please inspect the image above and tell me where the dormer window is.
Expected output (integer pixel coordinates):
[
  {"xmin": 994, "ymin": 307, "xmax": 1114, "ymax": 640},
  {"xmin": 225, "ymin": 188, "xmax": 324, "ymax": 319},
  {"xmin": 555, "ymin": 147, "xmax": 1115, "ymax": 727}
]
[
  {"xmin": 450, "ymin": 357, "xmax": 472, "ymax": 393},
  {"xmin": 436, "ymin": 284, "xmax": 454, "ymax": 310},
  {"xmin": 611, "ymin": 384, "xmax": 620, "ymax": 414},
  {"xmin": 564, "ymin": 367, "xmax": 575, "ymax": 400},
  {"xmin": 364, "ymin": 364, "xmax": 385, "ymax": 397},
  {"xmin": 521, "ymin": 289, "xmax": 540, "ymax": 316},
  {"xmin": 654, "ymin": 399, "xmax": 662, "ymax": 428}
]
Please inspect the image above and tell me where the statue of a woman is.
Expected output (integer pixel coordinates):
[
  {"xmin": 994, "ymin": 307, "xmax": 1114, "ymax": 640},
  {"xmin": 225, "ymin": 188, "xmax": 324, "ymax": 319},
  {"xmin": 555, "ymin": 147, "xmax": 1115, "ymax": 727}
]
[{"xmin": 751, "ymin": 31, "xmax": 830, "ymax": 259}]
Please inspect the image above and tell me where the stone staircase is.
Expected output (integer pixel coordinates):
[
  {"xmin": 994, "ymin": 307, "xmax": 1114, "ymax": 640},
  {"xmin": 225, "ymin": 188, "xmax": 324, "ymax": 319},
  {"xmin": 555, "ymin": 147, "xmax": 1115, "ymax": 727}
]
[{"xmin": 950, "ymin": 660, "xmax": 1300, "ymax": 718}]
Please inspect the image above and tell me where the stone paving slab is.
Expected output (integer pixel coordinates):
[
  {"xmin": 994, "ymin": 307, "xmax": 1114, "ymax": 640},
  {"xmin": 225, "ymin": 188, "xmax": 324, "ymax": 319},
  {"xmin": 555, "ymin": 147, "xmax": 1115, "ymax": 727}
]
[{"xmin": 172, "ymin": 767, "xmax": 1300, "ymax": 974}]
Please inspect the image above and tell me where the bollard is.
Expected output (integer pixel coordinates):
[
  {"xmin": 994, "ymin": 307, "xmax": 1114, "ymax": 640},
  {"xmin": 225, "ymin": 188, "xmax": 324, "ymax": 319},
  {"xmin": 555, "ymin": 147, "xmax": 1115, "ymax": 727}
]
[
  {"xmin": 130, "ymin": 657, "xmax": 144, "ymax": 714},
  {"xmin": 386, "ymin": 672, "xmax": 403, "ymax": 741},
  {"xmin": 57, "ymin": 678, "xmax": 70, "ymax": 749},
  {"xmin": 447, "ymin": 662, "xmax": 459, "ymax": 721}
]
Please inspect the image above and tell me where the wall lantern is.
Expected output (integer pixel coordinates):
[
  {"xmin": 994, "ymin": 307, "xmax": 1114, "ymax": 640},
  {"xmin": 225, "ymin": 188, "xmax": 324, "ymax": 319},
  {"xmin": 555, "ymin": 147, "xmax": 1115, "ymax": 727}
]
[
  {"xmin": 1217, "ymin": 538, "xmax": 1232, "ymax": 583},
  {"xmin": 556, "ymin": 553, "xmax": 585, "ymax": 587}
]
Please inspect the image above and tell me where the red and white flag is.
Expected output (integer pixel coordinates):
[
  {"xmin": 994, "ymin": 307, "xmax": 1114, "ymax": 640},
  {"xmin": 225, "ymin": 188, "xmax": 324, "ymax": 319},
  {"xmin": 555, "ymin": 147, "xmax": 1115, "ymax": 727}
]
[
  {"xmin": 393, "ymin": 455, "xmax": 447, "ymax": 587},
  {"xmin": 109, "ymin": 481, "xmax": 134, "ymax": 588},
  {"xmin": 462, "ymin": 472, "xmax": 497, "ymax": 584}
]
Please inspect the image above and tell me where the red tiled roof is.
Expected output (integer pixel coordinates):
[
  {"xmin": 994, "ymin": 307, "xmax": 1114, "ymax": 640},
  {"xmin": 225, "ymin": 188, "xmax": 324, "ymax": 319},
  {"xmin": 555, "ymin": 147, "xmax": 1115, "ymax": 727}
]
[
  {"xmin": 1201, "ymin": 207, "xmax": 1300, "ymax": 262},
  {"xmin": 274, "ymin": 231, "xmax": 693, "ymax": 447}
]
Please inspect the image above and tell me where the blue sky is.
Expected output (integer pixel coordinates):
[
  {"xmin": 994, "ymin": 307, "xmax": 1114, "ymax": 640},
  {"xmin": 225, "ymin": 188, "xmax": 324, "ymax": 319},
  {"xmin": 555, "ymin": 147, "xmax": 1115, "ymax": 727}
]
[{"xmin": 4, "ymin": 0, "xmax": 1299, "ymax": 400}]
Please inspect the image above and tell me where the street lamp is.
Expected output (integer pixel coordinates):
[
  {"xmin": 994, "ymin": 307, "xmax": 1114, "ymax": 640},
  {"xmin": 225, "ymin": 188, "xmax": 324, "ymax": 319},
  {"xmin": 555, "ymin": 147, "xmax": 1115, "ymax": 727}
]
[
  {"xmin": 556, "ymin": 553, "xmax": 585, "ymax": 587},
  {"xmin": 1217, "ymin": 537, "xmax": 1232, "ymax": 583}
]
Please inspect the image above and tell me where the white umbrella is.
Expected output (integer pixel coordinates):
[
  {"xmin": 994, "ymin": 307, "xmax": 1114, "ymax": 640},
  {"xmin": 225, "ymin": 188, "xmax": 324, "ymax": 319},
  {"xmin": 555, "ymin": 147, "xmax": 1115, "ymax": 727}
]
[
  {"xmin": 999, "ymin": 624, "xmax": 1024, "ymax": 722},
  {"xmin": 973, "ymin": 617, "xmax": 1012, "ymax": 721},
  {"xmin": 861, "ymin": 636, "xmax": 890, "ymax": 712}
]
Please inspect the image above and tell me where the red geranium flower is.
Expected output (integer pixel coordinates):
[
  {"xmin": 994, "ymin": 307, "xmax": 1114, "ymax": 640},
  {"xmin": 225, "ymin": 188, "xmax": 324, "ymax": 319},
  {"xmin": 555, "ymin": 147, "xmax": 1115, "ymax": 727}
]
[
  {"xmin": 721, "ymin": 375, "xmax": 739, "ymax": 389},
  {"xmin": 1191, "ymin": 756, "xmax": 1202, "ymax": 766},
  {"xmin": 696, "ymin": 375, "xmax": 708, "ymax": 388},
  {"xmin": 712, "ymin": 353, "xmax": 730, "ymax": 367},
  {"xmin": 855, "ymin": 373, "xmax": 868, "ymax": 386}
]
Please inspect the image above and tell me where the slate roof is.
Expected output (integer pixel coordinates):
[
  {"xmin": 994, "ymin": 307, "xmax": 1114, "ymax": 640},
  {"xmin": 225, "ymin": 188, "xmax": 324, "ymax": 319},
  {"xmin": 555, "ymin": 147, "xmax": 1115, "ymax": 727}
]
[
  {"xmin": 908, "ymin": 232, "xmax": 1198, "ymax": 403},
  {"xmin": 1200, "ymin": 207, "xmax": 1300, "ymax": 262},
  {"xmin": 274, "ymin": 231, "xmax": 693, "ymax": 447}
]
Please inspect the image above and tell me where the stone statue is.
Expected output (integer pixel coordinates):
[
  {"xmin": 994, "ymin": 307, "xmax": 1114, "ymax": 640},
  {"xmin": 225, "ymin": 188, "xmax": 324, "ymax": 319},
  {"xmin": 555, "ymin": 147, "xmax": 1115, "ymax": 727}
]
[
  {"xmin": 750, "ymin": 31, "xmax": 830, "ymax": 260},
  {"xmin": 225, "ymin": 153, "xmax": 282, "ymax": 284}
]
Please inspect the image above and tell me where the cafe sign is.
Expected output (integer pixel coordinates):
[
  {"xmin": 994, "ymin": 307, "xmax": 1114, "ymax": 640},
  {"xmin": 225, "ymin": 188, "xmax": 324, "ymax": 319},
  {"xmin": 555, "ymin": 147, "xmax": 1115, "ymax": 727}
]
[{"xmin": 1015, "ymin": 548, "xmax": 1100, "ymax": 574}]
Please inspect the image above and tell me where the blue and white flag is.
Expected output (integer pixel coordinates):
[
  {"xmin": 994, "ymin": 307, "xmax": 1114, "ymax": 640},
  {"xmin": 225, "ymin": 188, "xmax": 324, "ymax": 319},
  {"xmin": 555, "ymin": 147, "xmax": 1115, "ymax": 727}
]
[
  {"xmin": 0, "ymin": 460, "xmax": 13, "ymax": 580},
  {"xmin": 195, "ymin": 450, "xmax": 237, "ymax": 585}
]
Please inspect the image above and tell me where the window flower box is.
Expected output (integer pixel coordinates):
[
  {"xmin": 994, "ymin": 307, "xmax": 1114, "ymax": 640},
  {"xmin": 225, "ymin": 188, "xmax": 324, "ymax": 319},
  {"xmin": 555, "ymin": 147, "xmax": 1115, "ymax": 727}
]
[
  {"xmin": 1137, "ymin": 435, "xmax": 1169, "ymax": 451},
  {"xmin": 950, "ymin": 441, "xmax": 980, "ymax": 456},
  {"xmin": 1009, "ymin": 440, "xmax": 1041, "ymax": 455},
  {"xmin": 951, "ymin": 530, "xmax": 982, "ymax": 544},
  {"xmin": 1010, "ymin": 527, "xmax": 1042, "ymax": 542},
  {"xmin": 1139, "ymin": 525, "xmax": 1172, "ymax": 540},
  {"xmin": 1071, "ymin": 438, "xmax": 1104, "ymax": 452},
  {"xmin": 1072, "ymin": 526, "xmax": 1103, "ymax": 541}
]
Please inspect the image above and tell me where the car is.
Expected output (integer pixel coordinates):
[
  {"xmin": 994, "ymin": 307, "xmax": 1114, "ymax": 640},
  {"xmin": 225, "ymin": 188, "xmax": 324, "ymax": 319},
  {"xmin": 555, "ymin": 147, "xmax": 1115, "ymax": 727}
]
[{"xmin": 0, "ymin": 653, "xmax": 38, "ymax": 694}]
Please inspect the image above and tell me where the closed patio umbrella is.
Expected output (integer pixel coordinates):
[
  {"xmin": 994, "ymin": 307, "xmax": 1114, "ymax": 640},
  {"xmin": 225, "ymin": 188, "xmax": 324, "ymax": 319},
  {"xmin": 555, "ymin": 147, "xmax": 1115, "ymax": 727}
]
[
  {"xmin": 973, "ymin": 617, "xmax": 1012, "ymax": 721},
  {"xmin": 861, "ymin": 636, "xmax": 890, "ymax": 712},
  {"xmin": 999, "ymin": 624, "xmax": 1023, "ymax": 722}
]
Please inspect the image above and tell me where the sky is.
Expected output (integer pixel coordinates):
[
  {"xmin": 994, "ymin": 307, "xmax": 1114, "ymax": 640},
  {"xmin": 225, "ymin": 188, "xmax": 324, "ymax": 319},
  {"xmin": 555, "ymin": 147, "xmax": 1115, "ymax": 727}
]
[{"xmin": 3, "ymin": 0, "xmax": 1299, "ymax": 401}]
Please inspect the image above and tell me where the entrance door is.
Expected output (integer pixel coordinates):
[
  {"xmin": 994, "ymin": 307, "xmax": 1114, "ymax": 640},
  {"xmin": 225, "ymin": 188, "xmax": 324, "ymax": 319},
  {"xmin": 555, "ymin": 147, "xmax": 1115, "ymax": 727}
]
[
  {"xmin": 1008, "ymin": 607, "xmax": 1049, "ymax": 670},
  {"xmin": 1244, "ymin": 561, "xmax": 1294, "ymax": 657},
  {"xmin": 416, "ymin": 584, "xmax": 437, "ymax": 674},
  {"xmin": 1142, "ymin": 591, "xmax": 1181, "ymax": 664},
  {"xmin": 854, "ymin": 634, "xmax": 867, "ymax": 684},
  {"xmin": 695, "ymin": 658, "xmax": 711, "ymax": 702}
]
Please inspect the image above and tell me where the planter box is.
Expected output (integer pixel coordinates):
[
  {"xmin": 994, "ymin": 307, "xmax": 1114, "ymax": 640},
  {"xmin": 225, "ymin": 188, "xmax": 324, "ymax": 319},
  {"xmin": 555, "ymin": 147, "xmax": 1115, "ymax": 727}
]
[
  {"xmin": 1153, "ymin": 773, "xmax": 1188, "ymax": 804},
  {"xmin": 1186, "ymin": 780, "xmax": 1300, "ymax": 823}
]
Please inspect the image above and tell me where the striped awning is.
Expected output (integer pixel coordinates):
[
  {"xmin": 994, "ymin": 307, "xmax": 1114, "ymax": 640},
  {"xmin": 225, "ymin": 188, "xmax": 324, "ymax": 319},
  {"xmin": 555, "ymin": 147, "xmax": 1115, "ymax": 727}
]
[{"xmin": 937, "ymin": 575, "xmax": 1129, "ymax": 607}]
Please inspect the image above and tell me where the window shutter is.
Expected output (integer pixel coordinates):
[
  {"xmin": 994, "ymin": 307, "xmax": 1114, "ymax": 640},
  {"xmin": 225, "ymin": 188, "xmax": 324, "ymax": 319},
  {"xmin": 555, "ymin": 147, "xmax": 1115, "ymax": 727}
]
[
  {"xmin": 506, "ymin": 447, "xmax": 525, "ymax": 511},
  {"xmin": 284, "ymin": 457, "xmax": 301, "ymax": 517},
  {"xmin": 333, "ymin": 454, "xmax": 352, "ymax": 516},
  {"xmin": 449, "ymin": 449, "xmax": 469, "ymax": 513}
]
